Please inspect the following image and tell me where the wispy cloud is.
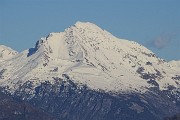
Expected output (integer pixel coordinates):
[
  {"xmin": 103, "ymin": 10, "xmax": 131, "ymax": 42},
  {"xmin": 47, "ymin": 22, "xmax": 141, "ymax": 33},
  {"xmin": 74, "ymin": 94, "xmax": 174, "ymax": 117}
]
[{"xmin": 147, "ymin": 32, "xmax": 179, "ymax": 49}]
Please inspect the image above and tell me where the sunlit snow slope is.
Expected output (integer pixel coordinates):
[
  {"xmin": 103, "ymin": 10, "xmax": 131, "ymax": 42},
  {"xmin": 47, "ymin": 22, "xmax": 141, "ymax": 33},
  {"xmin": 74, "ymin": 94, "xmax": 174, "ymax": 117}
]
[
  {"xmin": 0, "ymin": 45, "xmax": 17, "ymax": 62},
  {"xmin": 0, "ymin": 22, "xmax": 179, "ymax": 94}
]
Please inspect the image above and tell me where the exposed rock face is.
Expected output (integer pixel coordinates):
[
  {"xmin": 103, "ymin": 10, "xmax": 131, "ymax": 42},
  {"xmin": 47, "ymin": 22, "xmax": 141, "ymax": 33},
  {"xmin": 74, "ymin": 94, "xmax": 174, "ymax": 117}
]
[
  {"xmin": 10, "ymin": 77, "xmax": 179, "ymax": 120},
  {"xmin": 164, "ymin": 113, "xmax": 180, "ymax": 120},
  {"xmin": 0, "ymin": 88, "xmax": 56, "ymax": 120}
]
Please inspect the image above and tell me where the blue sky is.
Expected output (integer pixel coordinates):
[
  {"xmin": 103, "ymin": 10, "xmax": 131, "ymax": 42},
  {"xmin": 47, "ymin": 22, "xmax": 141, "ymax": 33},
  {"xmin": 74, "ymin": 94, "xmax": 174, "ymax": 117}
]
[{"xmin": 0, "ymin": 0, "xmax": 180, "ymax": 61}]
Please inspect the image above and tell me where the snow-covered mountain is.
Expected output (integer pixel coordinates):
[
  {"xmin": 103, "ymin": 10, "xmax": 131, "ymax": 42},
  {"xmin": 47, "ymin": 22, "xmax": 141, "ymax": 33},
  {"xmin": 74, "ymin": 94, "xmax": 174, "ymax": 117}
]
[
  {"xmin": 0, "ymin": 45, "xmax": 17, "ymax": 62},
  {"xmin": 0, "ymin": 22, "xmax": 179, "ymax": 93},
  {"xmin": 170, "ymin": 60, "xmax": 180, "ymax": 68},
  {"xmin": 0, "ymin": 22, "xmax": 179, "ymax": 120}
]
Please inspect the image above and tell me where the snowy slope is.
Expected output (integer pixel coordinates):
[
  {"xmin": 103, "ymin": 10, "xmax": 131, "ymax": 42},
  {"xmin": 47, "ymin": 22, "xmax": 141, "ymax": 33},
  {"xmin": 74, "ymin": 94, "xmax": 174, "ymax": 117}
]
[
  {"xmin": 0, "ymin": 22, "xmax": 179, "ymax": 94},
  {"xmin": 170, "ymin": 60, "xmax": 180, "ymax": 68},
  {"xmin": 0, "ymin": 45, "xmax": 17, "ymax": 62}
]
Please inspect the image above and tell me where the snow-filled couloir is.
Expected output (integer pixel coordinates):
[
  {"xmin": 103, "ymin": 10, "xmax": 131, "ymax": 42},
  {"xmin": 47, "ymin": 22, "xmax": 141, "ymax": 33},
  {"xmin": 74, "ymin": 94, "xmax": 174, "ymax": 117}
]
[{"xmin": 0, "ymin": 21, "xmax": 179, "ymax": 94}]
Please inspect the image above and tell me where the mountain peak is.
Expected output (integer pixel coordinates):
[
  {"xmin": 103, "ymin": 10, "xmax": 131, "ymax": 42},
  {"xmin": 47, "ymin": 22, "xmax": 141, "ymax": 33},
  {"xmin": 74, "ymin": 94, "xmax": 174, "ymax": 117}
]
[
  {"xmin": 74, "ymin": 21, "xmax": 90, "ymax": 26},
  {"xmin": 0, "ymin": 22, "xmax": 179, "ymax": 120},
  {"xmin": 74, "ymin": 21, "xmax": 99, "ymax": 28},
  {"xmin": 30, "ymin": 21, "xmax": 110, "ymax": 60},
  {"xmin": 0, "ymin": 45, "xmax": 15, "ymax": 51},
  {"xmin": 0, "ymin": 45, "xmax": 18, "ymax": 62},
  {"xmin": 0, "ymin": 22, "xmax": 179, "ymax": 94},
  {"xmin": 73, "ymin": 21, "xmax": 105, "ymax": 33},
  {"xmin": 169, "ymin": 60, "xmax": 180, "ymax": 68}
]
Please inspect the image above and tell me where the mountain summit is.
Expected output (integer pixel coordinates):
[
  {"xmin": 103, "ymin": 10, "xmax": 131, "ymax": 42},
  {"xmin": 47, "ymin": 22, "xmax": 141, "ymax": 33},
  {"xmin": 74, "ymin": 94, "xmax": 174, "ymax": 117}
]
[
  {"xmin": 0, "ymin": 22, "xmax": 179, "ymax": 93},
  {"xmin": 0, "ymin": 22, "xmax": 179, "ymax": 120},
  {"xmin": 0, "ymin": 45, "xmax": 17, "ymax": 62}
]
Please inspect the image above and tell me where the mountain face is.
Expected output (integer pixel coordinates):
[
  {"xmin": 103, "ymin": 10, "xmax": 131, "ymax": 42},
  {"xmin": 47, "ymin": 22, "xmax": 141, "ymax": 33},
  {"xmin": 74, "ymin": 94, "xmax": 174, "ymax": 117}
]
[
  {"xmin": 0, "ymin": 45, "xmax": 17, "ymax": 62},
  {"xmin": 164, "ymin": 113, "xmax": 180, "ymax": 120},
  {"xmin": 0, "ymin": 88, "xmax": 56, "ymax": 120},
  {"xmin": 170, "ymin": 60, "xmax": 180, "ymax": 68},
  {"xmin": 0, "ymin": 22, "xmax": 180, "ymax": 120}
]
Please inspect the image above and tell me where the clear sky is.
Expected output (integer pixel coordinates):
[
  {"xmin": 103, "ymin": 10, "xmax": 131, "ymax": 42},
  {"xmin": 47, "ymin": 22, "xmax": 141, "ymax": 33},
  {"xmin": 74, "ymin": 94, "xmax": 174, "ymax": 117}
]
[{"xmin": 0, "ymin": 0, "xmax": 180, "ymax": 61}]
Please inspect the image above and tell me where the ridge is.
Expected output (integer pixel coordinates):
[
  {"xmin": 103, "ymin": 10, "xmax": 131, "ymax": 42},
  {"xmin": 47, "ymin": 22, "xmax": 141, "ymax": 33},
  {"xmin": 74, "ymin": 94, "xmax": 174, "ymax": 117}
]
[
  {"xmin": 0, "ymin": 22, "xmax": 179, "ymax": 95},
  {"xmin": 0, "ymin": 22, "xmax": 179, "ymax": 120},
  {"xmin": 0, "ymin": 45, "xmax": 18, "ymax": 62}
]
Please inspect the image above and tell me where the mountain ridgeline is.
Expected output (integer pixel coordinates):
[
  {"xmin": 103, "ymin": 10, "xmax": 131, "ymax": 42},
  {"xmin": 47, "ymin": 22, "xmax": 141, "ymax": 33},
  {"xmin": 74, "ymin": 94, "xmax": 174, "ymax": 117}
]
[{"xmin": 0, "ymin": 22, "xmax": 179, "ymax": 120}]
